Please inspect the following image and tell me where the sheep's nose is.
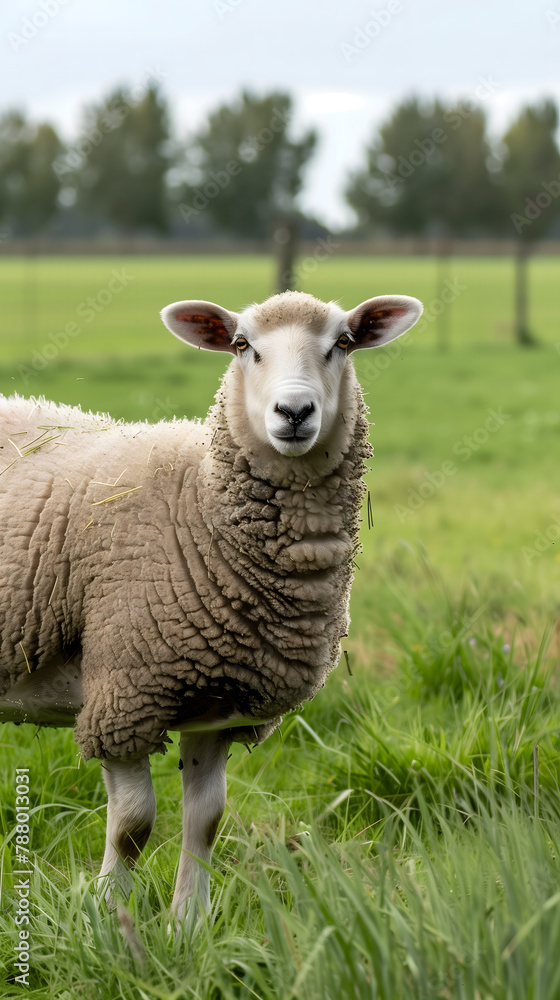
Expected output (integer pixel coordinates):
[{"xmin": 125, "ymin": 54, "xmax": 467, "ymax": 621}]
[{"xmin": 275, "ymin": 402, "xmax": 315, "ymax": 427}]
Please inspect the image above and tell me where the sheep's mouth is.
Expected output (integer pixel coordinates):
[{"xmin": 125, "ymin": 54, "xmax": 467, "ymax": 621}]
[
  {"xmin": 272, "ymin": 430, "xmax": 314, "ymax": 442},
  {"xmin": 268, "ymin": 432, "xmax": 317, "ymax": 456}
]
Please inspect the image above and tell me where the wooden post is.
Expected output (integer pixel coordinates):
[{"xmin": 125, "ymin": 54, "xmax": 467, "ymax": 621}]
[
  {"xmin": 514, "ymin": 240, "xmax": 537, "ymax": 346},
  {"xmin": 273, "ymin": 218, "xmax": 299, "ymax": 294}
]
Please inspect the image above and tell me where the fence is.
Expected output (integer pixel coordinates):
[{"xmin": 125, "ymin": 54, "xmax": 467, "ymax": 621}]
[{"xmin": 1, "ymin": 237, "xmax": 560, "ymax": 256}]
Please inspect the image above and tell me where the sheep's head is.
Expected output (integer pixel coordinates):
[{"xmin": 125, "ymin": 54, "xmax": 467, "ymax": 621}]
[{"xmin": 161, "ymin": 291, "xmax": 422, "ymax": 458}]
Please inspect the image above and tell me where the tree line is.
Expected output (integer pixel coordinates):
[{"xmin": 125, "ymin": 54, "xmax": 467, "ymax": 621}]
[
  {"xmin": 1, "ymin": 84, "xmax": 560, "ymax": 344},
  {"xmin": 1, "ymin": 84, "xmax": 560, "ymax": 245}
]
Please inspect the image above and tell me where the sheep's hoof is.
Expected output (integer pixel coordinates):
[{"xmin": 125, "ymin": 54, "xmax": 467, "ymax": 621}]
[
  {"xmin": 96, "ymin": 865, "xmax": 133, "ymax": 911},
  {"xmin": 169, "ymin": 895, "xmax": 209, "ymax": 938}
]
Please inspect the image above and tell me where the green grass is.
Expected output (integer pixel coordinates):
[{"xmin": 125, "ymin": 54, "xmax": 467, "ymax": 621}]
[
  {"xmin": 1, "ymin": 254, "xmax": 560, "ymax": 998},
  {"xmin": 1, "ymin": 254, "xmax": 559, "ymax": 360},
  {"xmin": 2, "ymin": 614, "xmax": 560, "ymax": 999}
]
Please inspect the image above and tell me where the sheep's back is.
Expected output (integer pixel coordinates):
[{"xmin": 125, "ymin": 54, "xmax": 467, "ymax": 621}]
[{"xmin": 0, "ymin": 395, "xmax": 204, "ymax": 695}]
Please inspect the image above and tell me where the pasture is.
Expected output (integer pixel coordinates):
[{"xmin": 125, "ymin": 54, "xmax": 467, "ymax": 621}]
[{"xmin": 1, "ymin": 254, "xmax": 559, "ymax": 998}]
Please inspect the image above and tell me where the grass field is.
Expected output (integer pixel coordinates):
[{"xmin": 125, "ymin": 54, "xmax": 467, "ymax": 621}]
[{"xmin": 1, "ymin": 255, "xmax": 560, "ymax": 998}]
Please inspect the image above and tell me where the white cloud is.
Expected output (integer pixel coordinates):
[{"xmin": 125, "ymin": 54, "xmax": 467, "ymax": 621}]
[
  {"xmin": 302, "ymin": 92, "xmax": 368, "ymax": 115},
  {"xmin": 2, "ymin": 0, "xmax": 559, "ymax": 227}
]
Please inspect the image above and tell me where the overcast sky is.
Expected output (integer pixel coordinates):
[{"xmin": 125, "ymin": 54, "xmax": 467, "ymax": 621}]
[{"xmin": 1, "ymin": 0, "xmax": 558, "ymax": 227}]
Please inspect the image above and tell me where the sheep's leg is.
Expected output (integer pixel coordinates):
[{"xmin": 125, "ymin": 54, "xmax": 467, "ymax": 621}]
[
  {"xmin": 172, "ymin": 731, "xmax": 230, "ymax": 921},
  {"xmin": 98, "ymin": 756, "xmax": 157, "ymax": 901}
]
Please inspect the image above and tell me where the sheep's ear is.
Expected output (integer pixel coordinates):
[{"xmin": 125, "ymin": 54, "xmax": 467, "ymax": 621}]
[
  {"xmin": 160, "ymin": 300, "xmax": 239, "ymax": 353},
  {"xmin": 345, "ymin": 295, "xmax": 423, "ymax": 350}
]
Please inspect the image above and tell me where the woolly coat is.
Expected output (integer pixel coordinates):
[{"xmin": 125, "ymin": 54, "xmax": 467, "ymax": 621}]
[{"xmin": 0, "ymin": 360, "xmax": 371, "ymax": 759}]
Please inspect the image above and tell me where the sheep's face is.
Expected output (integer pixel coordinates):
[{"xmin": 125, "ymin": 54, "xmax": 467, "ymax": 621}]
[{"xmin": 161, "ymin": 291, "xmax": 423, "ymax": 458}]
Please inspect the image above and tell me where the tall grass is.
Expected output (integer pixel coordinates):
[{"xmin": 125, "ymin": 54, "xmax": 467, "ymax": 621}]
[
  {"xmin": 1, "ymin": 566, "xmax": 559, "ymax": 999},
  {"xmin": 1, "ymin": 255, "xmax": 559, "ymax": 996}
]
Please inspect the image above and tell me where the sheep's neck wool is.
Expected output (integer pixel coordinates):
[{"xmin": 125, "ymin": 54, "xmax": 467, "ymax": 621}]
[
  {"xmin": 182, "ymin": 362, "xmax": 373, "ymax": 741},
  {"xmin": 0, "ymin": 363, "xmax": 372, "ymax": 760}
]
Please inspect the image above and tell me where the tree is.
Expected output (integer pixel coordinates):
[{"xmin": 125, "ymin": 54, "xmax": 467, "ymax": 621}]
[
  {"xmin": 499, "ymin": 99, "xmax": 560, "ymax": 345},
  {"xmin": 346, "ymin": 97, "xmax": 501, "ymax": 237},
  {"xmin": 345, "ymin": 97, "xmax": 504, "ymax": 348},
  {"xmin": 70, "ymin": 85, "xmax": 172, "ymax": 234},
  {"xmin": 0, "ymin": 111, "xmax": 63, "ymax": 336},
  {"xmin": 0, "ymin": 111, "xmax": 62, "ymax": 234},
  {"xmin": 177, "ymin": 91, "xmax": 317, "ymax": 289}
]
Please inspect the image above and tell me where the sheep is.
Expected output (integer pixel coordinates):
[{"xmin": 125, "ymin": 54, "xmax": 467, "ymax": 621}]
[{"xmin": 0, "ymin": 289, "xmax": 423, "ymax": 918}]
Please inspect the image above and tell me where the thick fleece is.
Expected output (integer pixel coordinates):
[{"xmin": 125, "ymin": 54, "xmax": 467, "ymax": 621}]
[{"xmin": 0, "ymin": 360, "xmax": 371, "ymax": 760}]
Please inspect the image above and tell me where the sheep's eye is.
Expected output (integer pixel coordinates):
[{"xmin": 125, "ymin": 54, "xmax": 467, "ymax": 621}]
[
  {"xmin": 235, "ymin": 338, "xmax": 249, "ymax": 352},
  {"xmin": 336, "ymin": 333, "xmax": 351, "ymax": 350}
]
